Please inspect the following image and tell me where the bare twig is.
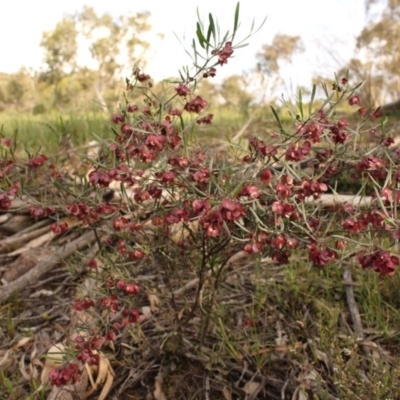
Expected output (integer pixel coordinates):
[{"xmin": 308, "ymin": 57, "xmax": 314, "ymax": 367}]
[{"xmin": 173, "ymin": 250, "xmax": 248, "ymax": 297}]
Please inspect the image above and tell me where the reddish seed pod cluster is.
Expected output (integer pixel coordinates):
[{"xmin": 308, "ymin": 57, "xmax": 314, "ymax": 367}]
[
  {"xmin": 49, "ymin": 222, "xmax": 69, "ymax": 235},
  {"xmin": 28, "ymin": 154, "xmax": 48, "ymax": 168},
  {"xmin": 0, "ymin": 193, "xmax": 11, "ymax": 211},
  {"xmin": 308, "ymin": 243, "xmax": 338, "ymax": 266},
  {"xmin": 116, "ymin": 280, "xmax": 140, "ymax": 296},
  {"xmin": 184, "ymin": 96, "xmax": 208, "ymax": 113},
  {"xmin": 175, "ymin": 84, "xmax": 190, "ymax": 97},
  {"xmin": 217, "ymin": 41, "xmax": 233, "ymax": 65},
  {"xmin": 49, "ymin": 363, "xmax": 81, "ymax": 387},
  {"xmin": 29, "ymin": 206, "xmax": 54, "ymax": 219},
  {"xmin": 357, "ymin": 250, "xmax": 399, "ymax": 276}
]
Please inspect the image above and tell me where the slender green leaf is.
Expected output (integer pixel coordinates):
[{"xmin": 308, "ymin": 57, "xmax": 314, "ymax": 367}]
[
  {"xmin": 196, "ymin": 22, "xmax": 206, "ymax": 49},
  {"xmin": 250, "ymin": 17, "xmax": 255, "ymax": 33},
  {"xmin": 331, "ymin": 234, "xmax": 366, "ymax": 246},
  {"xmin": 232, "ymin": 2, "xmax": 240, "ymax": 40},
  {"xmin": 192, "ymin": 39, "xmax": 198, "ymax": 65},
  {"xmin": 221, "ymin": 31, "xmax": 230, "ymax": 45},
  {"xmin": 53, "ymin": 180, "xmax": 78, "ymax": 197},
  {"xmin": 208, "ymin": 13, "xmax": 216, "ymax": 42},
  {"xmin": 270, "ymin": 106, "xmax": 283, "ymax": 131},
  {"xmin": 309, "ymin": 84, "xmax": 316, "ymax": 115},
  {"xmin": 196, "ymin": 7, "xmax": 204, "ymax": 30},
  {"xmin": 298, "ymin": 89, "xmax": 304, "ymax": 119},
  {"xmin": 206, "ymin": 24, "xmax": 212, "ymax": 52},
  {"xmin": 234, "ymin": 43, "xmax": 249, "ymax": 49}
]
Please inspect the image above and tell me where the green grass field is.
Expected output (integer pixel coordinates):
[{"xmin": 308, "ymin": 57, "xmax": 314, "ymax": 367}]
[{"xmin": 0, "ymin": 112, "xmax": 113, "ymax": 153}]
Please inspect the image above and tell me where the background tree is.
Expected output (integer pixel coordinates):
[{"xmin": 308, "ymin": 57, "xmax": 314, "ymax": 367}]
[
  {"xmin": 4, "ymin": 69, "xmax": 35, "ymax": 111},
  {"xmin": 335, "ymin": 0, "xmax": 400, "ymax": 108},
  {"xmin": 40, "ymin": 17, "xmax": 78, "ymax": 83},
  {"xmin": 256, "ymin": 34, "xmax": 305, "ymax": 103},
  {"xmin": 37, "ymin": 7, "xmax": 151, "ymax": 112},
  {"xmin": 78, "ymin": 6, "xmax": 151, "ymax": 111},
  {"xmin": 219, "ymin": 74, "xmax": 254, "ymax": 115}
]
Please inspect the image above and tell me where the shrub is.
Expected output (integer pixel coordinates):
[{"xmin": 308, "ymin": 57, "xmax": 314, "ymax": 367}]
[{"xmin": 0, "ymin": 2, "xmax": 398, "ymax": 395}]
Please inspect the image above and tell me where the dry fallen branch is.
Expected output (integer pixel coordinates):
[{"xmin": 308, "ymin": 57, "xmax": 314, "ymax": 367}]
[
  {"xmin": 2, "ymin": 246, "xmax": 55, "ymax": 283},
  {"xmin": 343, "ymin": 264, "xmax": 372, "ymax": 359},
  {"xmin": 0, "ymin": 224, "xmax": 52, "ymax": 254},
  {"xmin": 306, "ymin": 194, "xmax": 373, "ymax": 207},
  {"xmin": 39, "ymin": 241, "xmax": 116, "ymax": 400},
  {"xmin": 0, "ymin": 230, "xmax": 96, "ymax": 304},
  {"xmin": 0, "ymin": 214, "xmax": 32, "ymax": 233},
  {"xmin": 9, "ymin": 196, "xmax": 32, "ymax": 213}
]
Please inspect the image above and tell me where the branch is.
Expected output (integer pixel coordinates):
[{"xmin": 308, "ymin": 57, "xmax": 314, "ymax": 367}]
[
  {"xmin": 306, "ymin": 194, "xmax": 373, "ymax": 207},
  {"xmin": 0, "ymin": 230, "xmax": 96, "ymax": 304}
]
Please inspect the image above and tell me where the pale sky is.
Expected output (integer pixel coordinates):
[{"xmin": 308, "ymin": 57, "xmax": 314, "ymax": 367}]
[{"xmin": 1, "ymin": 0, "xmax": 366, "ymax": 91}]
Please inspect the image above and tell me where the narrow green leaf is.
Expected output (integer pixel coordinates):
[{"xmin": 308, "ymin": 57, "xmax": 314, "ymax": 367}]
[
  {"xmin": 320, "ymin": 91, "xmax": 334, "ymax": 110},
  {"xmin": 231, "ymin": 181, "xmax": 244, "ymax": 198},
  {"xmin": 53, "ymin": 180, "xmax": 78, "ymax": 197},
  {"xmin": 298, "ymin": 89, "xmax": 304, "ymax": 119},
  {"xmin": 233, "ymin": 43, "xmax": 249, "ymax": 49},
  {"xmin": 232, "ymin": 2, "xmax": 240, "ymax": 40},
  {"xmin": 250, "ymin": 17, "xmax": 255, "ymax": 33},
  {"xmin": 380, "ymin": 115, "xmax": 388, "ymax": 131},
  {"xmin": 196, "ymin": 22, "xmax": 206, "ymax": 49},
  {"xmin": 331, "ymin": 234, "xmax": 367, "ymax": 246},
  {"xmin": 308, "ymin": 84, "xmax": 316, "ymax": 115},
  {"xmin": 221, "ymin": 31, "xmax": 230, "ymax": 44},
  {"xmin": 192, "ymin": 39, "xmax": 198, "ymax": 65},
  {"xmin": 208, "ymin": 13, "xmax": 216, "ymax": 42},
  {"xmin": 206, "ymin": 24, "xmax": 212, "ymax": 52},
  {"xmin": 270, "ymin": 106, "xmax": 283, "ymax": 131},
  {"xmin": 196, "ymin": 7, "xmax": 204, "ymax": 30},
  {"xmin": 179, "ymin": 115, "xmax": 185, "ymax": 131}
]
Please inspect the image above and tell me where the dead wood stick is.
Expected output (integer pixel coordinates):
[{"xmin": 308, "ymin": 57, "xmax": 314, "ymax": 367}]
[
  {"xmin": 9, "ymin": 196, "xmax": 31, "ymax": 213},
  {"xmin": 14, "ymin": 218, "xmax": 52, "ymax": 236},
  {"xmin": 343, "ymin": 264, "xmax": 371, "ymax": 358},
  {"xmin": 0, "ymin": 213, "xmax": 12, "ymax": 224},
  {"xmin": 0, "ymin": 230, "xmax": 96, "ymax": 304},
  {"xmin": 0, "ymin": 225, "xmax": 52, "ymax": 254},
  {"xmin": 307, "ymin": 194, "xmax": 373, "ymax": 207}
]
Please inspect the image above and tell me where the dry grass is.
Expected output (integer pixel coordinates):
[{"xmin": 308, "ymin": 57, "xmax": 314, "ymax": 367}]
[{"xmin": 2, "ymin": 230, "xmax": 400, "ymax": 399}]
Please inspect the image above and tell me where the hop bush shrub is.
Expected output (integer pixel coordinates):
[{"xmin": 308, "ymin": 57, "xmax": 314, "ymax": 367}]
[{"xmin": 0, "ymin": 3, "xmax": 398, "ymax": 391}]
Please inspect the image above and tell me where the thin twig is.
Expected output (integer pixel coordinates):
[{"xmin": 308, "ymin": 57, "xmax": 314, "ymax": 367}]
[{"xmin": 173, "ymin": 250, "xmax": 248, "ymax": 297}]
